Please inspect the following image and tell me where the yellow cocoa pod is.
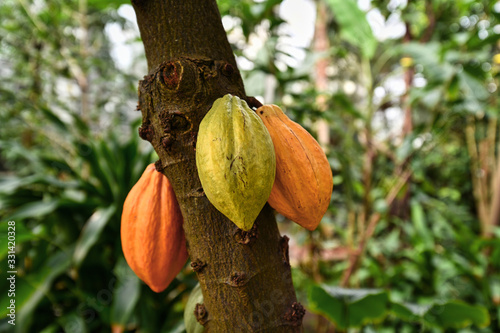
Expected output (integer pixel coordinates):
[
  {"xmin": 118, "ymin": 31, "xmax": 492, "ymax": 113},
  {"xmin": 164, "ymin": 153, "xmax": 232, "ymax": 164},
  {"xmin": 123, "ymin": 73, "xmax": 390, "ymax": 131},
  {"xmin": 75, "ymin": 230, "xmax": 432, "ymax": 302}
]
[
  {"xmin": 121, "ymin": 164, "xmax": 188, "ymax": 292},
  {"xmin": 256, "ymin": 104, "xmax": 333, "ymax": 230},
  {"xmin": 196, "ymin": 94, "xmax": 276, "ymax": 231}
]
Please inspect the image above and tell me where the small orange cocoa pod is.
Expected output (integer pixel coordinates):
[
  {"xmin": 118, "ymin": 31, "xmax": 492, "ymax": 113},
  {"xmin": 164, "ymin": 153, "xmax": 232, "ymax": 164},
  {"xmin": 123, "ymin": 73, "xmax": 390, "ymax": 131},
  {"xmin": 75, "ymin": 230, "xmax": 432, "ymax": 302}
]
[
  {"xmin": 256, "ymin": 104, "xmax": 333, "ymax": 230},
  {"xmin": 121, "ymin": 163, "xmax": 188, "ymax": 292}
]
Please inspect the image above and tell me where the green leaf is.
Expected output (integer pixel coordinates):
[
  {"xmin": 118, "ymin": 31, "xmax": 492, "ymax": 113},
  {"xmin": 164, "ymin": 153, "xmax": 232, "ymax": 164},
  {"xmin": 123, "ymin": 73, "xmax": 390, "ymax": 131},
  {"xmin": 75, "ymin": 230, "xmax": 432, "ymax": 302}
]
[
  {"xmin": 87, "ymin": 0, "xmax": 129, "ymax": 10},
  {"xmin": 410, "ymin": 200, "xmax": 434, "ymax": 249},
  {"xmin": 326, "ymin": 0, "xmax": 377, "ymax": 59},
  {"xmin": 0, "ymin": 221, "xmax": 37, "ymax": 261},
  {"xmin": 1, "ymin": 249, "xmax": 73, "ymax": 332},
  {"xmin": 73, "ymin": 206, "xmax": 116, "ymax": 267},
  {"xmin": 401, "ymin": 42, "xmax": 455, "ymax": 83},
  {"xmin": 0, "ymin": 175, "xmax": 45, "ymax": 195},
  {"xmin": 307, "ymin": 285, "xmax": 389, "ymax": 329},
  {"xmin": 58, "ymin": 312, "xmax": 88, "ymax": 333},
  {"xmin": 111, "ymin": 258, "xmax": 141, "ymax": 327},
  {"xmin": 458, "ymin": 71, "xmax": 489, "ymax": 102},
  {"xmin": 390, "ymin": 301, "xmax": 429, "ymax": 322},
  {"xmin": 6, "ymin": 200, "xmax": 60, "ymax": 221},
  {"xmin": 423, "ymin": 300, "xmax": 490, "ymax": 329},
  {"xmin": 390, "ymin": 300, "xmax": 490, "ymax": 329}
]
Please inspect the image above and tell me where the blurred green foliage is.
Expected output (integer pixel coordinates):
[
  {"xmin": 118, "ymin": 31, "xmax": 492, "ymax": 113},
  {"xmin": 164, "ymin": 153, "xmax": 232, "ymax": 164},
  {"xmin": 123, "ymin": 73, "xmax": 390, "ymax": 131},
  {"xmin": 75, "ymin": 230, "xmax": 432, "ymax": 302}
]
[{"xmin": 0, "ymin": 0, "xmax": 499, "ymax": 332}]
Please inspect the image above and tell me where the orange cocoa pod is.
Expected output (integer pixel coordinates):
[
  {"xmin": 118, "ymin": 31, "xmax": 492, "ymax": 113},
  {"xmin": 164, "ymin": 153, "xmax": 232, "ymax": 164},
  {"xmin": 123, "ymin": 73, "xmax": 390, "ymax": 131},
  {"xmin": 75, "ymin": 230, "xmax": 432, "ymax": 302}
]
[
  {"xmin": 121, "ymin": 163, "xmax": 188, "ymax": 292},
  {"xmin": 256, "ymin": 105, "xmax": 333, "ymax": 230}
]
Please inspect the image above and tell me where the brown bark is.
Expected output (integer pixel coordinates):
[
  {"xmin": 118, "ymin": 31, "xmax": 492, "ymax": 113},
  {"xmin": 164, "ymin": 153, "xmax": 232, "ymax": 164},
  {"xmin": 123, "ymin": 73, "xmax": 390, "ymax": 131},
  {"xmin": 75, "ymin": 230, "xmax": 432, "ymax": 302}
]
[{"xmin": 131, "ymin": 1, "xmax": 302, "ymax": 331}]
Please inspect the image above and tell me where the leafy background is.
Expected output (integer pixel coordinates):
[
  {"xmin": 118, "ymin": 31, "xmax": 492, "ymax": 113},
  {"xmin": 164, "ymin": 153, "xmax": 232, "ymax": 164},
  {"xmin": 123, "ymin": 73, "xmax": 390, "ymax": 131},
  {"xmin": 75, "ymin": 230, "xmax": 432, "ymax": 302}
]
[{"xmin": 0, "ymin": 0, "xmax": 499, "ymax": 332}]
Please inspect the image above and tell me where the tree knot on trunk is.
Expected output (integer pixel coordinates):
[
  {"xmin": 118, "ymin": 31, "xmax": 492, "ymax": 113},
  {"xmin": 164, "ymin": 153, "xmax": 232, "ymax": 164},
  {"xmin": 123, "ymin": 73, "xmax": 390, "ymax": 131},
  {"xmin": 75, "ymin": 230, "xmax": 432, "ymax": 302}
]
[
  {"xmin": 191, "ymin": 259, "xmax": 207, "ymax": 273},
  {"xmin": 162, "ymin": 135, "xmax": 174, "ymax": 149},
  {"xmin": 230, "ymin": 272, "xmax": 248, "ymax": 287},
  {"xmin": 283, "ymin": 302, "xmax": 305, "ymax": 326},
  {"xmin": 187, "ymin": 187, "xmax": 205, "ymax": 198},
  {"xmin": 137, "ymin": 57, "xmax": 247, "ymax": 167},
  {"xmin": 160, "ymin": 61, "xmax": 181, "ymax": 90},
  {"xmin": 279, "ymin": 235, "xmax": 290, "ymax": 266},
  {"xmin": 233, "ymin": 222, "xmax": 258, "ymax": 245},
  {"xmin": 138, "ymin": 123, "xmax": 154, "ymax": 142},
  {"xmin": 194, "ymin": 303, "xmax": 209, "ymax": 326},
  {"xmin": 154, "ymin": 159, "xmax": 163, "ymax": 172}
]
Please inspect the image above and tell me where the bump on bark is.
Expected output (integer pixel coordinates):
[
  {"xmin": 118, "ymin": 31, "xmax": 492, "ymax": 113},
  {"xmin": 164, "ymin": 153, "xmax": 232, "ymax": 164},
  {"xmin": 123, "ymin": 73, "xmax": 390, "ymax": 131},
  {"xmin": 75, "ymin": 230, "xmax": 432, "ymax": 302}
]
[
  {"xmin": 160, "ymin": 61, "xmax": 181, "ymax": 90},
  {"xmin": 233, "ymin": 222, "xmax": 258, "ymax": 245},
  {"xmin": 280, "ymin": 235, "xmax": 290, "ymax": 266},
  {"xmin": 162, "ymin": 135, "xmax": 174, "ymax": 149},
  {"xmin": 154, "ymin": 160, "xmax": 163, "ymax": 172},
  {"xmin": 220, "ymin": 62, "xmax": 234, "ymax": 77},
  {"xmin": 138, "ymin": 123, "xmax": 153, "ymax": 142},
  {"xmin": 191, "ymin": 259, "xmax": 207, "ymax": 273},
  {"xmin": 230, "ymin": 272, "xmax": 247, "ymax": 287},
  {"xmin": 190, "ymin": 131, "xmax": 197, "ymax": 150},
  {"xmin": 194, "ymin": 303, "xmax": 208, "ymax": 326},
  {"xmin": 283, "ymin": 302, "xmax": 306, "ymax": 326}
]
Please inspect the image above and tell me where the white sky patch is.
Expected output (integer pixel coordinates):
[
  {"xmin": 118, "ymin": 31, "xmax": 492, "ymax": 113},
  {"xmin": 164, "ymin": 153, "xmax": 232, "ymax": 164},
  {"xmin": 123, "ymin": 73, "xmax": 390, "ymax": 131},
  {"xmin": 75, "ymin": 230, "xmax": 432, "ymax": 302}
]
[
  {"xmin": 277, "ymin": 0, "xmax": 316, "ymax": 65},
  {"xmin": 387, "ymin": 0, "xmax": 407, "ymax": 11},
  {"xmin": 367, "ymin": 8, "xmax": 406, "ymax": 41},
  {"xmin": 105, "ymin": 4, "xmax": 145, "ymax": 75},
  {"xmin": 495, "ymin": 1, "xmax": 500, "ymax": 13},
  {"xmin": 373, "ymin": 86, "xmax": 386, "ymax": 105},
  {"xmin": 118, "ymin": 4, "xmax": 139, "ymax": 29},
  {"xmin": 358, "ymin": 0, "xmax": 371, "ymax": 11},
  {"xmin": 279, "ymin": 0, "xmax": 316, "ymax": 48},
  {"xmin": 413, "ymin": 73, "xmax": 427, "ymax": 88},
  {"xmin": 385, "ymin": 75, "xmax": 406, "ymax": 97},
  {"xmin": 373, "ymin": 106, "xmax": 404, "ymax": 141},
  {"xmin": 106, "ymin": 0, "xmax": 405, "ymax": 73}
]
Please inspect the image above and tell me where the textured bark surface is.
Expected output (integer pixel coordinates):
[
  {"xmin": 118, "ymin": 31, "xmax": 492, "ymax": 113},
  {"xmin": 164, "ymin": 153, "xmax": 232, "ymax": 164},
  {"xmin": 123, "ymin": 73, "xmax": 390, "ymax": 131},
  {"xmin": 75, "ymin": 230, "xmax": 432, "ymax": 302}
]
[{"xmin": 131, "ymin": 0, "xmax": 303, "ymax": 331}]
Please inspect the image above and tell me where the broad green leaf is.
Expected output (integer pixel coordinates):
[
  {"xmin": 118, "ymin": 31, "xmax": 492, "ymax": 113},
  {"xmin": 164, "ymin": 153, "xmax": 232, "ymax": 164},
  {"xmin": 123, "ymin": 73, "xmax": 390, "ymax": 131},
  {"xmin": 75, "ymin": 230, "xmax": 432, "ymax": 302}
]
[
  {"xmin": 390, "ymin": 301, "xmax": 429, "ymax": 322},
  {"xmin": 0, "ymin": 221, "xmax": 37, "ymax": 261},
  {"xmin": 6, "ymin": 200, "xmax": 59, "ymax": 221},
  {"xmin": 307, "ymin": 285, "xmax": 389, "ymax": 329},
  {"xmin": 423, "ymin": 301, "xmax": 490, "ymax": 329},
  {"xmin": 391, "ymin": 300, "xmax": 490, "ymax": 329},
  {"xmin": 59, "ymin": 312, "xmax": 88, "ymax": 333},
  {"xmin": 111, "ymin": 258, "xmax": 140, "ymax": 327},
  {"xmin": 410, "ymin": 201, "xmax": 434, "ymax": 249},
  {"xmin": 401, "ymin": 42, "xmax": 454, "ymax": 83},
  {"xmin": 458, "ymin": 71, "xmax": 489, "ymax": 102},
  {"xmin": 1, "ymin": 249, "xmax": 73, "ymax": 332},
  {"xmin": 0, "ymin": 175, "xmax": 44, "ymax": 195},
  {"xmin": 73, "ymin": 206, "xmax": 116, "ymax": 267},
  {"xmin": 87, "ymin": 0, "xmax": 129, "ymax": 10},
  {"xmin": 165, "ymin": 321, "xmax": 187, "ymax": 333},
  {"xmin": 38, "ymin": 323, "xmax": 61, "ymax": 333},
  {"xmin": 326, "ymin": 0, "xmax": 377, "ymax": 59}
]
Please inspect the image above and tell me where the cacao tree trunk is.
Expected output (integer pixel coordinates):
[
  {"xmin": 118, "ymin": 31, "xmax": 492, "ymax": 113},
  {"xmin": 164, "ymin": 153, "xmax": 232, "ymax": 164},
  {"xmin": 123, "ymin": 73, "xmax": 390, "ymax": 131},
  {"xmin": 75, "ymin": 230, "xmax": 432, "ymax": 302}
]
[{"xmin": 131, "ymin": 0, "xmax": 303, "ymax": 331}]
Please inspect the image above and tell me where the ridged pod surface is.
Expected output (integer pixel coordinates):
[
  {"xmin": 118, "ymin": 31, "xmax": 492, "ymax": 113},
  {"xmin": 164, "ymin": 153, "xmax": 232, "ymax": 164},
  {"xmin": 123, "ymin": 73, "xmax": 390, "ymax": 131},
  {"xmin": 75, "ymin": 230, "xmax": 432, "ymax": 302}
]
[
  {"xmin": 196, "ymin": 94, "xmax": 276, "ymax": 231},
  {"xmin": 121, "ymin": 164, "xmax": 188, "ymax": 292},
  {"xmin": 256, "ymin": 104, "xmax": 333, "ymax": 230}
]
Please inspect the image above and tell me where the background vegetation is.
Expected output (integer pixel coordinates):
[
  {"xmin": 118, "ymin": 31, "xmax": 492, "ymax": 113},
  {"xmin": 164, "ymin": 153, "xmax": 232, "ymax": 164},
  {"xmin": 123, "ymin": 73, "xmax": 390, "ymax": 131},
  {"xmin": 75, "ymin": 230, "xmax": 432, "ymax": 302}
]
[{"xmin": 0, "ymin": 0, "xmax": 499, "ymax": 332}]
